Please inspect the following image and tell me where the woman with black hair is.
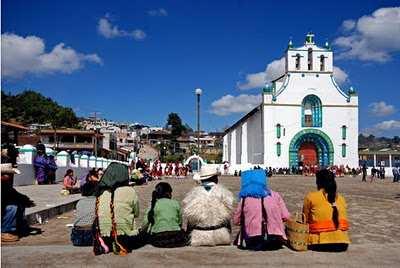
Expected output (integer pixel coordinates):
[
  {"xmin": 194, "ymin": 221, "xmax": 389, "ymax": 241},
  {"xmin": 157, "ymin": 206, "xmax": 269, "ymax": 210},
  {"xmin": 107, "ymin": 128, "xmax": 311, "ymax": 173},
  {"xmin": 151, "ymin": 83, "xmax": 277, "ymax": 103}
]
[
  {"xmin": 81, "ymin": 168, "xmax": 99, "ymax": 196},
  {"xmin": 142, "ymin": 182, "xmax": 187, "ymax": 247},
  {"xmin": 303, "ymin": 169, "xmax": 350, "ymax": 252}
]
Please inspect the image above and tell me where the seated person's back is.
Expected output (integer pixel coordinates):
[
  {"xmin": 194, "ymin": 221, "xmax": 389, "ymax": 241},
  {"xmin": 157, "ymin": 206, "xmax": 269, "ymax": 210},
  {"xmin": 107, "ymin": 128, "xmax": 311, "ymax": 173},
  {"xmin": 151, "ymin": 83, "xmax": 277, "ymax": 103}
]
[{"xmin": 303, "ymin": 169, "xmax": 350, "ymax": 251}]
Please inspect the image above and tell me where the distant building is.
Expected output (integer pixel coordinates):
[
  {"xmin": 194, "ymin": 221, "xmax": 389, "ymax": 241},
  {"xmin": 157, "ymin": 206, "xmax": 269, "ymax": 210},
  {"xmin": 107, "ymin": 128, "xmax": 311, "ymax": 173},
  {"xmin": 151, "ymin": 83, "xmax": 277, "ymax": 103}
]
[
  {"xmin": 39, "ymin": 129, "xmax": 103, "ymax": 154},
  {"xmin": 359, "ymin": 148, "xmax": 400, "ymax": 168},
  {"xmin": 223, "ymin": 33, "xmax": 359, "ymax": 168},
  {"xmin": 1, "ymin": 121, "xmax": 29, "ymax": 145}
]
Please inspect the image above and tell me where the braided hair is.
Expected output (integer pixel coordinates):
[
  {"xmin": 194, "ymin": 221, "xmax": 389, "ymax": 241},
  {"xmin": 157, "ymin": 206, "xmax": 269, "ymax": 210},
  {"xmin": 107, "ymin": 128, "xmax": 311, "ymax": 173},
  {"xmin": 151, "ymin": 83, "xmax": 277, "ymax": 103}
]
[
  {"xmin": 147, "ymin": 182, "xmax": 173, "ymax": 225},
  {"xmin": 316, "ymin": 169, "xmax": 339, "ymax": 229}
]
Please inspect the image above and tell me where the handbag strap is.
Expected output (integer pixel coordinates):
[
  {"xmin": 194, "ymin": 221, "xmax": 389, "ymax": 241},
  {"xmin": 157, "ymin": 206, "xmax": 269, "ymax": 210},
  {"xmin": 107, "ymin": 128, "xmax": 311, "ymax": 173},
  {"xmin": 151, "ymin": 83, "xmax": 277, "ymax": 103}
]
[
  {"xmin": 239, "ymin": 197, "xmax": 246, "ymax": 247},
  {"xmin": 261, "ymin": 197, "xmax": 268, "ymax": 237}
]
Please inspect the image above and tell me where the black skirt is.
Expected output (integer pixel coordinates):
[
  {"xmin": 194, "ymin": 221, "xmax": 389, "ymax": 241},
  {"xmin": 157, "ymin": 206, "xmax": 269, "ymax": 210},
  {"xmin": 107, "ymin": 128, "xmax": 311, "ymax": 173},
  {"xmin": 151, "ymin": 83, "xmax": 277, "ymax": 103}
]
[{"xmin": 149, "ymin": 230, "xmax": 188, "ymax": 248}]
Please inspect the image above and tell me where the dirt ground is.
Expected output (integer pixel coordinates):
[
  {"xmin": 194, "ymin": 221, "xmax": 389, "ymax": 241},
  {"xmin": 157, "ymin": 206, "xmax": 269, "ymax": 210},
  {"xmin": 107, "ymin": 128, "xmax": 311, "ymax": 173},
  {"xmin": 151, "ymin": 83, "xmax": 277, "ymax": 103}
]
[{"xmin": 2, "ymin": 175, "xmax": 400, "ymax": 267}]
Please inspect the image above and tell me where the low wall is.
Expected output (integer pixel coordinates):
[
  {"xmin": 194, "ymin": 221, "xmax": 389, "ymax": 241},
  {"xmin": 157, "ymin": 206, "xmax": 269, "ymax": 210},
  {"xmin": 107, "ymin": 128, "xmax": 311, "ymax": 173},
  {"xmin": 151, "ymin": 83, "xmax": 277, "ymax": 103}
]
[{"xmin": 13, "ymin": 164, "xmax": 90, "ymax": 186}]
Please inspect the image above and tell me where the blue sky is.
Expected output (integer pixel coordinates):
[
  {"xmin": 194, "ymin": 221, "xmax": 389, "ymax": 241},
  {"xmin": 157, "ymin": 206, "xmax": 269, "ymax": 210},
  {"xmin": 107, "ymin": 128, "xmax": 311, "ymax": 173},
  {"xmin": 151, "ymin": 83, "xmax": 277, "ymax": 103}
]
[{"xmin": 2, "ymin": 0, "xmax": 400, "ymax": 136}]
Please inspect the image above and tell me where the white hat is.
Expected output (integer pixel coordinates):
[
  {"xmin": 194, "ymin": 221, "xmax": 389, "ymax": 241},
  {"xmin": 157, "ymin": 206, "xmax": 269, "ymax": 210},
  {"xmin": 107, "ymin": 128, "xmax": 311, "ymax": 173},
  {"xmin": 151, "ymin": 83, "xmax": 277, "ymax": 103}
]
[
  {"xmin": 193, "ymin": 165, "xmax": 219, "ymax": 181},
  {"xmin": 0, "ymin": 163, "xmax": 21, "ymax": 175}
]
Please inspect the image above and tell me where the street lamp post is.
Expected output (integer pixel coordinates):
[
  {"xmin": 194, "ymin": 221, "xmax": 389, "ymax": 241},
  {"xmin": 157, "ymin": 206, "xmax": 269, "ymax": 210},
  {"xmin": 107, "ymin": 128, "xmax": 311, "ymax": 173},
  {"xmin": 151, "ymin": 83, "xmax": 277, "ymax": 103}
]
[{"xmin": 195, "ymin": 88, "xmax": 202, "ymax": 171}]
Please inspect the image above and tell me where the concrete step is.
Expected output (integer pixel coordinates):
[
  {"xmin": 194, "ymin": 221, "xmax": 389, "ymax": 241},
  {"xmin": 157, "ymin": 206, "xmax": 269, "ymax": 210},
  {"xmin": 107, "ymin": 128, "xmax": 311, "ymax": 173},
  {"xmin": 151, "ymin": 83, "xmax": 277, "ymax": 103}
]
[{"xmin": 15, "ymin": 184, "xmax": 82, "ymax": 225}]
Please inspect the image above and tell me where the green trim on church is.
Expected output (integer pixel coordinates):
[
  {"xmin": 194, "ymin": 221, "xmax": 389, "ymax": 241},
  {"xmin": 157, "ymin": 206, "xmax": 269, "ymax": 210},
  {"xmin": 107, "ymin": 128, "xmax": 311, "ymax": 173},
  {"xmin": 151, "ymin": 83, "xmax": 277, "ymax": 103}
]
[{"xmin": 289, "ymin": 129, "xmax": 334, "ymax": 167}]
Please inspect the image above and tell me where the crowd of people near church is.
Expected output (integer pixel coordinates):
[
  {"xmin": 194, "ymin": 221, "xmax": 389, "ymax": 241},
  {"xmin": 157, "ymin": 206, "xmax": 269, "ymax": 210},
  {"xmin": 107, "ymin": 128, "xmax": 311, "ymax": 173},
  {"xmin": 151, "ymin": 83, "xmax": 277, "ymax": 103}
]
[
  {"xmin": 66, "ymin": 161, "xmax": 350, "ymax": 255},
  {"xmin": 133, "ymin": 159, "xmax": 191, "ymax": 181},
  {"xmin": 233, "ymin": 164, "xmax": 362, "ymax": 178}
]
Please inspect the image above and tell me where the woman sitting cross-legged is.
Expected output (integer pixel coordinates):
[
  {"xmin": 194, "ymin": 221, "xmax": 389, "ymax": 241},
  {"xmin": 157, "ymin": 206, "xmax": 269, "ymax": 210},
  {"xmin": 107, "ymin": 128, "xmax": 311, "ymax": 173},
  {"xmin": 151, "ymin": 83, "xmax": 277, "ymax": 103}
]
[
  {"xmin": 93, "ymin": 162, "xmax": 145, "ymax": 255},
  {"xmin": 142, "ymin": 182, "xmax": 187, "ymax": 247},
  {"xmin": 303, "ymin": 169, "xmax": 350, "ymax": 252},
  {"xmin": 233, "ymin": 169, "xmax": 290, "ymax": 251}
]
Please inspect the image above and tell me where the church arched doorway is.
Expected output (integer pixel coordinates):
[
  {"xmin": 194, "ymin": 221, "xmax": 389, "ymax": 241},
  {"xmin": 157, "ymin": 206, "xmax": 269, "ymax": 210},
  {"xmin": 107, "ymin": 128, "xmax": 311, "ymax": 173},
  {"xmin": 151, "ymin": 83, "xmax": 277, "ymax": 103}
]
[
  {"xmin": 289, "ymin": 129, "xmax": 334, "ymax": 168},
  {"xmin": 298, "ymin": 142, "xmax": 318, "ymax": 166}
]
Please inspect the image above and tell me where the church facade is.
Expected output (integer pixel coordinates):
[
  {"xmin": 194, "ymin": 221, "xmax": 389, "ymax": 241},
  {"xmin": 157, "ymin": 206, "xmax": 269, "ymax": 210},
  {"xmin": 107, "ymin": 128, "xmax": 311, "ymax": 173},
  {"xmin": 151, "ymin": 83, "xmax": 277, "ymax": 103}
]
[{"xmin": 223, "ymin": 33, "xmax": 359, "ymax": 169}]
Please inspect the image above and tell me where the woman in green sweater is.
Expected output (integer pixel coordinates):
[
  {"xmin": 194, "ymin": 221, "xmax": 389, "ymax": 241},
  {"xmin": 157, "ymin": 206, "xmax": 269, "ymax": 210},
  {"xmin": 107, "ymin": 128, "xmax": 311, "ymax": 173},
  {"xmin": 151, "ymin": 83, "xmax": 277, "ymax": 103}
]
[{"xmin": 143, "ymin": 182, "xmax": 187, "ymax": 247}]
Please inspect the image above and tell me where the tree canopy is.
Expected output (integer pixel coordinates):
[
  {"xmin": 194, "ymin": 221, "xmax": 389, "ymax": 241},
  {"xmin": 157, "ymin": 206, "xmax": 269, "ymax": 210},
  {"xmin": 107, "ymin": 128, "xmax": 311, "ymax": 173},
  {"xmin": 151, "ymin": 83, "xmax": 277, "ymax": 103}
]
[
  {"xmin": 1, "ymin": 90, "xmax": 79, "ymax": 128},
  {"xmin": 166, "ymin": 113, "xmax": 189, "ymax": 139}
]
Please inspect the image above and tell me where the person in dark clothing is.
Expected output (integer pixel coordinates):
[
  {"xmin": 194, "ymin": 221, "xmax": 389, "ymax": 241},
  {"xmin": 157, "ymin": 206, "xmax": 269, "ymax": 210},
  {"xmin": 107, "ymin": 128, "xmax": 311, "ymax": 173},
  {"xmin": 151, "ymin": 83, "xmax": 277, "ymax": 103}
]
[
  {"xmin": 1, "ymin": 144, "xmax": 39, "ymax": 242},
  {"xmin": 362, "ymin": 164, "xmax": 367, "ymax": 182},
  {"xmin": 47, "ymin": 155, "xmax": 58, "ymax": 184},
  {"xmin": 81, "ymin": 168, "xmax": 100, "ymax": 196}
]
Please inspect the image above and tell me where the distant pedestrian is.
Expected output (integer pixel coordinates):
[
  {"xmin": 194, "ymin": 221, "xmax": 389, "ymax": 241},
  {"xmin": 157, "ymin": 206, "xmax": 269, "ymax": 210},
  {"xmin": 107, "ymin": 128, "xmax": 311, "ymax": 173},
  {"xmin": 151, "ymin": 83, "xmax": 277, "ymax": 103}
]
[
  {"xmin": 393, "ymin": 167, "xmax": 399, "ymax": 183},
  {"xmin": 47, "ymin": 155, "xmax": 58, "ymax": 184},
  {"xmin": 33, "ymin": 144, "xmax": 49, "ymax": 184},
  {"xmin": 379, "ymin": 166, "xmax": 385, "ymax": 180},
  {"xmin": 361, "ymin": 164, "xmax": 367, "ymax": 182},
  {"xmin": 370, "ymin": 167, "xmax": 376, "ymax": 183}
]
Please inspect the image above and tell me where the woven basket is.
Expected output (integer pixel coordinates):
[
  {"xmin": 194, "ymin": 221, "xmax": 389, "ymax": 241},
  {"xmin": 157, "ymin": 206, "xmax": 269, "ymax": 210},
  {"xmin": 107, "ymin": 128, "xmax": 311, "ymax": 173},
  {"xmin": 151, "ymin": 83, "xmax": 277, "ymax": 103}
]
[{"xmin": 286, "ymin": 213, "xmax": 309, "ymax": 251}]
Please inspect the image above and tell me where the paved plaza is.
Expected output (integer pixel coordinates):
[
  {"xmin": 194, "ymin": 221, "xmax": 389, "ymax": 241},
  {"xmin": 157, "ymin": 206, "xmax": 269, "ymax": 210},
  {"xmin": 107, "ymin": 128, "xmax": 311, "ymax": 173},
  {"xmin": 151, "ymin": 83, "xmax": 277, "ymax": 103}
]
[{"xmin": 2, "ymin": 175, "xmax": 400, "ymax": 267}]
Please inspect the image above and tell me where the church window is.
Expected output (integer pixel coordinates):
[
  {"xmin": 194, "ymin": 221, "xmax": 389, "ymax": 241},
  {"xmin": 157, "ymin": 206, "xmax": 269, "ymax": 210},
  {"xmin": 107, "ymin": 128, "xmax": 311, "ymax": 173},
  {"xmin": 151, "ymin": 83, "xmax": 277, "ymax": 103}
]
[
  {"xmin": 295, "ymin": 54, "xmax": 301, "ymax": 70},
  {"xmin": 302, "ymin": 95, "xmax": 322, "ymax": 127},
  {"xmin": 276, "ymin": 124, "xmax": 281, "ymax": 139},
  {"xmin": 276, "ymin": 142, "xmax": 281, "ymax": 157},
  {"xmin": 342, "ymin": 143, "xmax": 347, "ymax": 157},
  {"xmin": 320, "ymin": 55, "xmax": 325, "ymax": 71},
  {"xmin": 308, "ymin": 48, "xmax": 313, "ymax": 70},
  {"xmin": 342, "ymin": 126, "xmax": 347, "ymax": 140}
]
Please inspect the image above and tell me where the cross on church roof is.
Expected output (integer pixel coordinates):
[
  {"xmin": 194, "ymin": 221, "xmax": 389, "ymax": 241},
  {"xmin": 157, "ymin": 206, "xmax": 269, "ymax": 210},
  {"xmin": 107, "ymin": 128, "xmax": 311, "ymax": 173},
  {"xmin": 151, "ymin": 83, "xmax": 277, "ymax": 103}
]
[{"xmin": 305, "ymin": 32, "xmax": 315, "ymax": 45}]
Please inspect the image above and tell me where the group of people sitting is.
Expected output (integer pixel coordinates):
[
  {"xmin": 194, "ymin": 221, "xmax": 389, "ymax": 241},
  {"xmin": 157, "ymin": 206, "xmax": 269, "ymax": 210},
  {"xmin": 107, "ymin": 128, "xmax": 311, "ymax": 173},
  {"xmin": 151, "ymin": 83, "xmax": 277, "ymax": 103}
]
[
  {"xmin": 63, "ymin": 168, "xmax": 104, "ymax": 195},
  {"xmin": 71, "ymin": 163, "xmax": 350, "ymax": 254}
]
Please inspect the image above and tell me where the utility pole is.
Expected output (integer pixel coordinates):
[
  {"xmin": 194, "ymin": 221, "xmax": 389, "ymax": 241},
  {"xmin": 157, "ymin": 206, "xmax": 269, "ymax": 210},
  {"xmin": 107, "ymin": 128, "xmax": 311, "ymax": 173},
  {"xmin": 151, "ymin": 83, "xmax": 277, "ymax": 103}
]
[
  {"xmin": 195, "ymin": 88, "xmax": 202, "ymax": 171},
  {"xmin": 90, "ymin": 111, "xmax": 101, "ymax": 157}
]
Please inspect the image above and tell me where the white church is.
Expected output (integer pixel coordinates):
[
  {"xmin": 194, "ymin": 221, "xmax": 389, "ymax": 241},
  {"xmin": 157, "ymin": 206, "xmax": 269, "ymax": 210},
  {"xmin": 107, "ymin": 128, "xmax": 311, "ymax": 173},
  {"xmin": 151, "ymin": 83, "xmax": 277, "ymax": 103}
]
[{"xmin": 223, "ymin": 33, "xmax": 359, "ymax": 170}]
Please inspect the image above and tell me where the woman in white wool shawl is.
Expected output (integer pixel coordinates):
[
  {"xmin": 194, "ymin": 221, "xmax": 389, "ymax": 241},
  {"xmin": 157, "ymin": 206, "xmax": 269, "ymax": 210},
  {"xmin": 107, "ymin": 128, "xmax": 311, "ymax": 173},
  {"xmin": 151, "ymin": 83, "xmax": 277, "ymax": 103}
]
[{"xmin": 183, "ymin": 166, "xmax": 234, "ymax": 246}]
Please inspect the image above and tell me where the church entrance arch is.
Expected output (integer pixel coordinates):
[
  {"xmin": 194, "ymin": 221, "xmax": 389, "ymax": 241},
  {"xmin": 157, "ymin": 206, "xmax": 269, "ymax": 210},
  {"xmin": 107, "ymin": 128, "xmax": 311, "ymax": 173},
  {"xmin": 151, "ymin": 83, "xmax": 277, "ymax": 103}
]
[
  {"xmin": 289, "ymin": 129, "xmax": 334, "ymax": 168},
  {"xmin": 298, "ymin": 142, "xmax": 318, "ymax": 166}
]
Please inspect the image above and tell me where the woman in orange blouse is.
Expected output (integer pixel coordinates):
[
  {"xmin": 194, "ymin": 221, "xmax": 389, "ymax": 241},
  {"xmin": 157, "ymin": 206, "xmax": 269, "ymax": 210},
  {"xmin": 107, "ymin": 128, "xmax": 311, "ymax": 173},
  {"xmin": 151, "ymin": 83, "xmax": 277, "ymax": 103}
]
[{"xmin": 303, "ymin": 169, "xmax": 350, "ymax": 252}]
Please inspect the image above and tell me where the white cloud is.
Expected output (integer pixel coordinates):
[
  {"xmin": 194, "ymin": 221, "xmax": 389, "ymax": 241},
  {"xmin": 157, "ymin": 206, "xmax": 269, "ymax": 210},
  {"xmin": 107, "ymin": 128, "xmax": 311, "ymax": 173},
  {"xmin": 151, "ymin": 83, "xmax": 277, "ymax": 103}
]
[
  {"xmin": 148, "ymin": 8, "xmax": 168, "ymax": 17},
  {"xmin": 97, "ymin": 16, "xmax": 146, "ymax": 40},
  {"xmin": 341, "ymin": 20, "xmax": 356, "ymax": 32},
  {"xmin": 334, "ymin": 7, "xmax": 400, "ymax": 62},
  {"xmin": 211, "ymin": 94, "xmax": 261, "ymax": 116},
  {"xmin": 332, "ymin": 66, "xmax": 348, "ymax": 85},
  {"xmin": 1, "ymin": 33, "xmax": 102, "ymax": 79},
  {"xmin": 363, "ymin": 120, "xmax": 400, "ymax": 136},
  {"xmin": 369, "ymin": 101, "xmax": 396, "ymax": 117},
  {"xmin": 237, "ymin": 57, "xmax": 348, "ymax": 90},
  {"xmin": 237, "ymin": 57, "xmax": 285, "ymax": 90},
  {"xmin": 236, "ymin": 71, "xmax": 266, "ymax": 90}
]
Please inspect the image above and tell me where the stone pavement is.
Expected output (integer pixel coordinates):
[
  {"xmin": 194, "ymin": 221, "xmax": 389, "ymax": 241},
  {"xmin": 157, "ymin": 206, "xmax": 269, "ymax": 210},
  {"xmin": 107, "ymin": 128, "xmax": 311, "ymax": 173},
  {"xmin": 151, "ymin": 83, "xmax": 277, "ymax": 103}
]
[
  {"xmin": 2, "ymin": 243, "xmax": 400, "ymax": 268},
  {"xmin": 15, "ymin": 184, "xmax": 82, "ymax": 224},
  {"xmin": 2, "ymin": 176, "xmax": 400, "ymax": 267}
]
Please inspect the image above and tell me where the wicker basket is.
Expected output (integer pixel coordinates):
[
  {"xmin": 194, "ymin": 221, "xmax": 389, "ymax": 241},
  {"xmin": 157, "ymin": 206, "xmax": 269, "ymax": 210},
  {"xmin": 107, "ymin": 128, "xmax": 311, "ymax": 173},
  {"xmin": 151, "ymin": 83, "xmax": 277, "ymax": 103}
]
[{"xmin": 285, "ymin": 213, "xmax": 309, "ymax": 251}]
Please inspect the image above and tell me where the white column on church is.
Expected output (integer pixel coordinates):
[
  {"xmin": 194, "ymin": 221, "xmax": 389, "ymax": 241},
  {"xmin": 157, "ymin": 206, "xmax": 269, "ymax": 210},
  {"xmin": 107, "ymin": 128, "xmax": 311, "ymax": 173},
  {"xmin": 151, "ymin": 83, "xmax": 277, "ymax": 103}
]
[
  {"xmin": 241, "ymin": 122, "xmax": 248, "ymax": 164},
  {"xmin": 222, "ymin": 135, "xmax": 228, "ymax": 162},
  {"xmin": 230, "ymin": 130, "xmax": 237, "ymax": 165}
]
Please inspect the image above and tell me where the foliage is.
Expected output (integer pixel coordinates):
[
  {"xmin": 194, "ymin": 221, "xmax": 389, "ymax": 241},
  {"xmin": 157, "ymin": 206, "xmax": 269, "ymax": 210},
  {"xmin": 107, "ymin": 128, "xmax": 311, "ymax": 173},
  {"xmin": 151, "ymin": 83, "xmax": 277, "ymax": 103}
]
[
  {"xmin": 1, "ymin": 90, "xmax": 78, "ymax": 128},
  {"xmin": 163, "ymin": 154, "xmax": 185, "ymax": 163},
  {"xmin": 166, "ymin": 113, "xmax": 188, "ymax": 139}
]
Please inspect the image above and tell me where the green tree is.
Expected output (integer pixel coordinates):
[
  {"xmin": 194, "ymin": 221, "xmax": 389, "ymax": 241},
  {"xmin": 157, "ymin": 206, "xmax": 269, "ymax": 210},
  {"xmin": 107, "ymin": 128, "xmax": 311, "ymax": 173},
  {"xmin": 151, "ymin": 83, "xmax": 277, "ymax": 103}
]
[
  {"xmin": 166, "ymin": 113, "xmax": 186, "ymax": 139},
  {"xmin": 1, "ymin": 90, "xmax": 78, "ymax": 127}
]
